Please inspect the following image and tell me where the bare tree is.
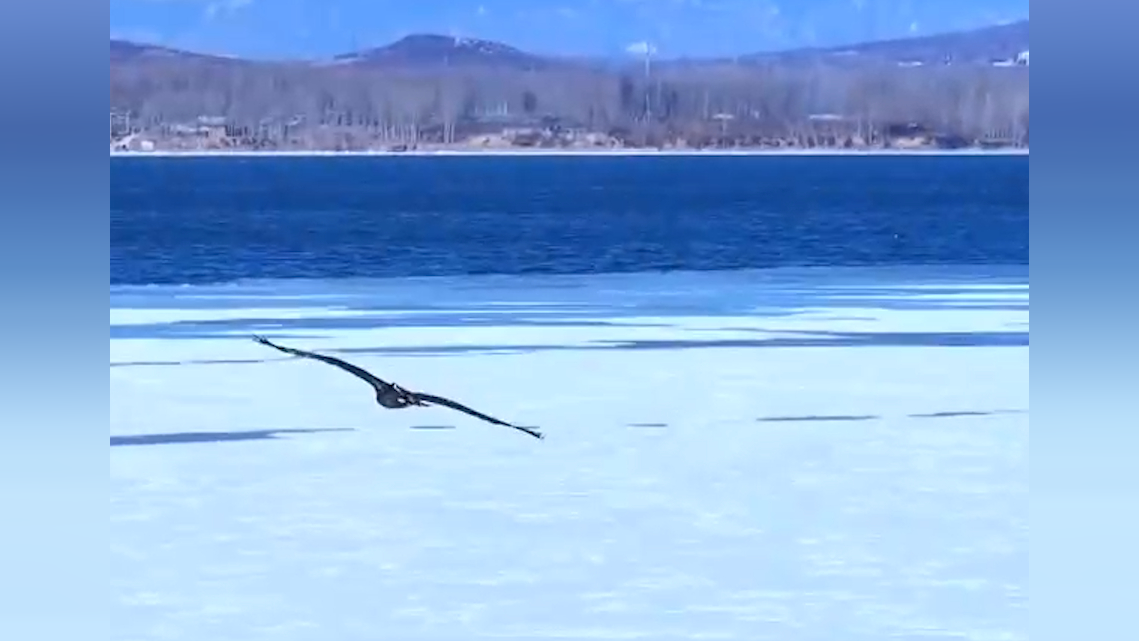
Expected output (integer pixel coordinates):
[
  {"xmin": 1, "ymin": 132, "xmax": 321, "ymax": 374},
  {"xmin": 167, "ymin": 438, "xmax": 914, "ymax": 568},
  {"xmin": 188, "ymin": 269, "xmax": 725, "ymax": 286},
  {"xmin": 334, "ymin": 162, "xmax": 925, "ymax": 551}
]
[{"xmin": 110, "ymin": 52, "xmax": 1029, "ymax": 151}]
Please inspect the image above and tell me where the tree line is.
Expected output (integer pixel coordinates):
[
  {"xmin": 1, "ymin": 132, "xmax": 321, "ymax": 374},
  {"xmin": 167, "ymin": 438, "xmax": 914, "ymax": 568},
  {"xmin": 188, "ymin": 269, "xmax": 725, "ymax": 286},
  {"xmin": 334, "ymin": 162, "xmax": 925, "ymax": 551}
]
[{"xmin": 110, "ymin": 58, "xmax": 1029, "ymax": 149}]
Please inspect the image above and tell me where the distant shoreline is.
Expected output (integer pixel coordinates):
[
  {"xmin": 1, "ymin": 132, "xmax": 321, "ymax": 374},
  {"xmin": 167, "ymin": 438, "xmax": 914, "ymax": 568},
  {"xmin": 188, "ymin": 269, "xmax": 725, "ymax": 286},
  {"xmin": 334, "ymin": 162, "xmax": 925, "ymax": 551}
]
[{"xmin": 111, "ymin": 147, "xmax": 1028, "ymax": 158}]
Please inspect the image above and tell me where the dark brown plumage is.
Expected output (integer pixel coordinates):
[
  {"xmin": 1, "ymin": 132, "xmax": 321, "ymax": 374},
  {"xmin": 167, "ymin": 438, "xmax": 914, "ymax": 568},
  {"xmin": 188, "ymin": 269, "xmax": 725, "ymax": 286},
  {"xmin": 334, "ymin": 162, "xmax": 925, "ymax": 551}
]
[{"xmin": 252, "ymin": 335, "xmax": 543, "ymax": 439}]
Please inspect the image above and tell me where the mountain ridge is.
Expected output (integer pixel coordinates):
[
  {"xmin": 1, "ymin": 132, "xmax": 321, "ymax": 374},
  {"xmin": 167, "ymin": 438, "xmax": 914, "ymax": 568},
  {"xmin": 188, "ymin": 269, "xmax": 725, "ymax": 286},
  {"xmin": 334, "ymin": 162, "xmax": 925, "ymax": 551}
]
[{"xmin": 111, "ymin": 20, "xmax": 1029, "ymax": 69}]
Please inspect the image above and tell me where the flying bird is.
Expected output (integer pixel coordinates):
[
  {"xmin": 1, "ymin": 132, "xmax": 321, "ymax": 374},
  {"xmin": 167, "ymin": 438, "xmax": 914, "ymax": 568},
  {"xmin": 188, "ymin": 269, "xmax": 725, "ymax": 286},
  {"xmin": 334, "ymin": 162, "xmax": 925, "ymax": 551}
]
[{"xmin": 252, "ymin": 335, "xmax": 543, "ymax": 439}]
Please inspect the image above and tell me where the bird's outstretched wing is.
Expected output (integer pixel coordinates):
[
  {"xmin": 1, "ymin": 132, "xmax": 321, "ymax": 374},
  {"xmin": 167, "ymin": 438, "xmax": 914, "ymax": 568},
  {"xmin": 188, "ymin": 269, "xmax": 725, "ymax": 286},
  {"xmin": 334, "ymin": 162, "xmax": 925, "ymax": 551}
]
[
  {"xmin": 252, "ymin": 335, "xmax": 393, "ymax": 391},
  {"xmin": 412, "ymin": 392, "xmax": 543, "ymax": 439}
]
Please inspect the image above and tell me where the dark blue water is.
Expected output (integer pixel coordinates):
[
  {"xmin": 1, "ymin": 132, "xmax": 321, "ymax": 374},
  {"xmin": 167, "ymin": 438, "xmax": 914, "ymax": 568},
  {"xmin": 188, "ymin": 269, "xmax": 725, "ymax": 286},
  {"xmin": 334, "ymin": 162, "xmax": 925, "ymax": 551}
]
[{"xmin": 110, "ymin": 155, "xmax": 1028, "ymax": 285}]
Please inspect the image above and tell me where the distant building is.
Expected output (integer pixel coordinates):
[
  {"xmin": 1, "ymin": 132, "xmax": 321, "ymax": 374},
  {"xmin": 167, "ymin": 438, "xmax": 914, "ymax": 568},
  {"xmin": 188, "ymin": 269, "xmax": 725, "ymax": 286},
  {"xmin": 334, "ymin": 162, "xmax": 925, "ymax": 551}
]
[
  {"xmin": 807, "ymin": 113, "xmax": 845, "ymax": 122},
  {"xmin": 111, "ymin": 134, "xmax": 156, "ymax": 152}
]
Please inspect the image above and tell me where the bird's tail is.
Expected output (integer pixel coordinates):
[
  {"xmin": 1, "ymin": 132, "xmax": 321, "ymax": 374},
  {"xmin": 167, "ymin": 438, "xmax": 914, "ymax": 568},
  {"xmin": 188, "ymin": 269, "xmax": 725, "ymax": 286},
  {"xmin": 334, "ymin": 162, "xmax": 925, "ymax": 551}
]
[{"xmin": 395, "ymin": 384, "xmax": 430, "ymax": 406}]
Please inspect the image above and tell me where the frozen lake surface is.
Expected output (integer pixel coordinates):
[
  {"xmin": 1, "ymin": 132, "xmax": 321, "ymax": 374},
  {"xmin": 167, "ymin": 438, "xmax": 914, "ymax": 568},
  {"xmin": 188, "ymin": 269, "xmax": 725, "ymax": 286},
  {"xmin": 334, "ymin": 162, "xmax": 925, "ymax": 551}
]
[{"xmin": 110, "ymin": 268, "xmax": 1029, "ymax": 640}]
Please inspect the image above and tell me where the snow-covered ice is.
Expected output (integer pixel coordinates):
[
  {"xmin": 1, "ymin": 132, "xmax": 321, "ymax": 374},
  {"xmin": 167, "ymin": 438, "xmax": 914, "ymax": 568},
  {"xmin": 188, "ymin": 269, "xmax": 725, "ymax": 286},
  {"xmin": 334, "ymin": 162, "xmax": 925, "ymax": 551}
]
[{"xmin": 110, "ymin": 268, "xmax": 1029, "ymax": 640}]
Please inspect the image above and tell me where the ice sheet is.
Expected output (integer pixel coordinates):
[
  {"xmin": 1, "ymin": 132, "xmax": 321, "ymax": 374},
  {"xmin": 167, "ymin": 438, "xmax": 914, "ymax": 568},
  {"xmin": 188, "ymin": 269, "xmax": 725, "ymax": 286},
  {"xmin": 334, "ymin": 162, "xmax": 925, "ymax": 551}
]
[{"xmin": 111, "ymin": 268, "xmax": 1029, "ymax": 640}]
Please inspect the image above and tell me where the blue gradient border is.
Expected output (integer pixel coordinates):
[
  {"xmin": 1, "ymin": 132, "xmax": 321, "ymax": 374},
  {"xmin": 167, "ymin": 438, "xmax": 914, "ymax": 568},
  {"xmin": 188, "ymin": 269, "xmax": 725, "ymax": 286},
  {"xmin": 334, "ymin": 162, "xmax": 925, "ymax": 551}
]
[
  {"xmin": 1033, "ymin": 4, "xmax": 1139, "ymax": 640},
  {"xmin": 0, "ymin": 1, "xmax": 103, "ymax": 636}
]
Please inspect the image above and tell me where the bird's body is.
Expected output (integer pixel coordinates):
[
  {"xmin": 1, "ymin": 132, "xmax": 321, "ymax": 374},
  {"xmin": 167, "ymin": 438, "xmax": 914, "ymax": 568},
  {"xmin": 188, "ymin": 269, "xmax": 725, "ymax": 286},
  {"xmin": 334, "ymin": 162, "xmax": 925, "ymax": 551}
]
[
  {"xmin": 252, "ymin": 335, "xmax": 543, "ymax": 439},
  {"xmin": 376, "ymin": 387, "xmax": 415, "ymax": 409}
]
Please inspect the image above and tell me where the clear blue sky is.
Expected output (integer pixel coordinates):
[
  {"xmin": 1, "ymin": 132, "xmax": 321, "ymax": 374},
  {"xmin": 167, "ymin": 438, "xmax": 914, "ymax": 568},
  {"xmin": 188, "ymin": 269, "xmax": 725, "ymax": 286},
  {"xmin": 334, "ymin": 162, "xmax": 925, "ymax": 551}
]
[{"xmin": 110, "ymin": 0, "xmax": 1029, "ymax": 60}]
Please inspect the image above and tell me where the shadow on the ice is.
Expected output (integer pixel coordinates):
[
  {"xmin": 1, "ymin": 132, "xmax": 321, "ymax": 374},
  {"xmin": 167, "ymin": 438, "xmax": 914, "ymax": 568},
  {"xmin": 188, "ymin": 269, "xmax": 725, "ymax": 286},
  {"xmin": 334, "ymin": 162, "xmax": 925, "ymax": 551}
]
[
  {"xmin": 758, "ymin": 414, "xmax": 881, "ymax": 423},
  {"xmin": 909, "ymin": 409, "xmax": 1027, "ymax": 419},
  {"xmin": 110, "ymin": 428, "xmax": 355, "ymax": 447},
  {"xmin": 108, "ymin": 329, "xmax": 1029, "ymax": 369}
]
